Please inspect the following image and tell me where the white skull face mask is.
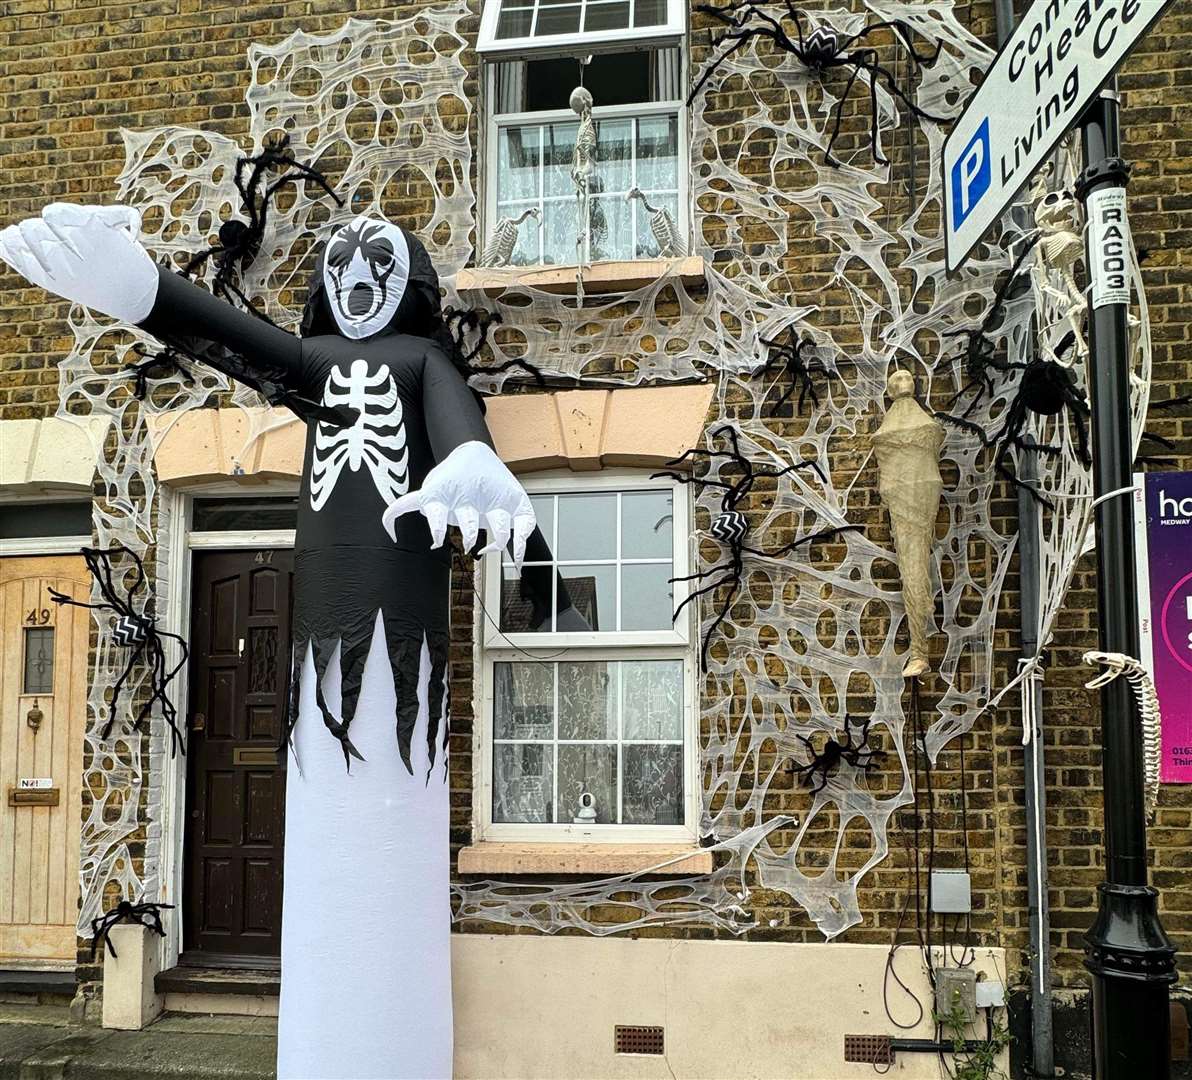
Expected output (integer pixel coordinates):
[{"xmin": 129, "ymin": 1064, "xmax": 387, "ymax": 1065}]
[{"xmin": 322, "ymin": 216, "xmax": 411, "ymax": 340}]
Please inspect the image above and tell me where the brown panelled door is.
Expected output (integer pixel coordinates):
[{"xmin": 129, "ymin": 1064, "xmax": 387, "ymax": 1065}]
[
  {"xmin": 0, "ymin": 556, "xmax": 88, "ymax": 963},
  {"xmin": 184, "ymin": 549, "xmax": 293, "ymax": 964}
]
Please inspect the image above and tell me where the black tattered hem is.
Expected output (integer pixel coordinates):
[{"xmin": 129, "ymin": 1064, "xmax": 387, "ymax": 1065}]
[{"xmin": 283, "ymin": 617, "xmax": 450, "ymax": 777}]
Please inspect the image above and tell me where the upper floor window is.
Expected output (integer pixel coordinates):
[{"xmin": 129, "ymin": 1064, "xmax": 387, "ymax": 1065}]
[{"xmin": 479, "ymin": 0, "xmax": 687, "ymax": 268}]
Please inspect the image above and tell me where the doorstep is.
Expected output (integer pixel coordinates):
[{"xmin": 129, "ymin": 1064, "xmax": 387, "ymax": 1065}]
[{"xmin": 155, "ymin": 966, "xmax": 279, "ymax": 998}]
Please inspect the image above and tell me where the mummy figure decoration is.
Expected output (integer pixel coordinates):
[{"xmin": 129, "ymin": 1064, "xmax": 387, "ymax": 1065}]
[
  {"xmin": 626, "ymin": 186, "xmax": 686, "ymax": 258},
  {"xmin": 0, "ymin": 202, "xmax": 578, "ymax": 1080},
  {"xmin": 1030, "ymin": 167, "xmax": 1088, "ymax": 358},
  {"xmin": 570, "ymin": 85, "xmax": 596, "ymax": 303},
  {"xmin": 481, "ymin": 206, "xmax": 540, "ymax": 267},
  {"xmin": 690, "ymin": 2, "xmax": 946, "ymax": 166}
]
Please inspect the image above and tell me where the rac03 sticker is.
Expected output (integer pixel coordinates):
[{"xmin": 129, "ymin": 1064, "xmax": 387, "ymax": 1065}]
[{"xmin": 1087, "ymin": 186, "xmax": 1130, "ymax": 309}]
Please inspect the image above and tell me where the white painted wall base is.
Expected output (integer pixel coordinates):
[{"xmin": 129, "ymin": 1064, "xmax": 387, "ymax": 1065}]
[
  {"xmin": 452, "ymin": 935, "xmax": 1008, "ymax": 1079},
  {"xmin": 101, "ymin": 925, "xmax": 164, "ymax": 1030}
]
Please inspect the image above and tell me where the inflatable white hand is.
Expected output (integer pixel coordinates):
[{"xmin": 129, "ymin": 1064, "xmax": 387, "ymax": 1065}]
[
  {"xmin": 382, "ymin": 441, "xmax": 536, "ymax": 566},
  {"xmin": 0, "ymin": 203, "xmax": 158, "ymax": 324}
]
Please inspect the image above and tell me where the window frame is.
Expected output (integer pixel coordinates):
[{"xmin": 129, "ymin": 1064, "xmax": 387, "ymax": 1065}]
[
  {"xmin": 475, "ymin": 469, "xmax": 699, "ymax": 844},
  {"xmin": 478, "ymin": 0, "xmax": 687, "ymax": 55}
]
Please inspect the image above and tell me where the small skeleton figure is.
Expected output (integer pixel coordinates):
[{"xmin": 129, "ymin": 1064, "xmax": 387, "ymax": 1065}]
[
  {"xmin": 124, "ymin": 343, "xmax": 195, "ymax": 400},
  {"xmin": 791, "ymin": 715, "xmax": 884, "ymax": 796},
  {"xmin": 625, "ymin": 186, "xmax": 686, "ymax": 258},
  {"xmin": 1030, "ymin": 167, "xmax": 1087, "ymax": 358},
  {"xmin": 570, "ymin": 85, "xmax": 596, "ymax": 303},
  {"xmin": 481, "ymin": 207, "xmax": 541, "ymax": 267},
  {"xmin": 653, "ymin": 425, "xmax": 857, "ymax": 666}
]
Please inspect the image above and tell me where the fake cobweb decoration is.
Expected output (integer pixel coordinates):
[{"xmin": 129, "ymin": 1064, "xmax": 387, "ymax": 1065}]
[{"xmin": 51, "ymin": 2, "xmax": 1151, "ymax": 941}]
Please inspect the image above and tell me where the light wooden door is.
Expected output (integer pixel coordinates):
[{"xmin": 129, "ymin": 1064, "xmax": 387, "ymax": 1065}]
[{"xmin": 0, "ymin": 555, "xmax": 89, "ymax": 962}]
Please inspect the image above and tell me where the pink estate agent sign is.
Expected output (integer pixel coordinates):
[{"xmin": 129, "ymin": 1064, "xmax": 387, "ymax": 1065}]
[{"xmin": 1135, "ymin": 471, "xmax": 1192, "ymax": 782}]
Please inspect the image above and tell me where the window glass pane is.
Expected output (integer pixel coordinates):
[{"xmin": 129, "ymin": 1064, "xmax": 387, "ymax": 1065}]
[
  {"xmin": 497, "ymin": 126, "xmax": 541, "ymax": 203},
  {"xmin": 621, "ymin": 490, "xmax": 672, "ymax": 558},
  {"xmin": 595, "ymin": 118, "xmax": 633, "ymax": 193},
  {"xmin": 586, "ymin": 0, "xmax": 631, "ymax": 32},
  {"xmin": 192, "ymin": 497, "xmax": 298, "ymax": 531},
  {"xmin": 493, "ymin": 743, "xmax": 554, "ymax": 822},
  {"xmin": 542, "ymin": 123, "xmax": 578, "ymax": 197},
  {"xmin": 536, "ymin": 3, "xmax": 581, "ymax": 35},
  {"xmin": 501, "ymin": 566, "xmax": 554, "ymax": 632},
  {"xmin": 558, "ymin": 661, "xmax": 616, "ymax": 739},
  {"xmin": 558, "ymin": 744, "xmax": 617, "ymax": 823},
  {"xmin": 634, "ymin": 0, "xmax": 667, "ymax": 26},
  {"xmin": 0, "ymin": 501, "xmax": 90, "ymax": 540},
  {"xmin": 493, "ymin": 662, "xmax": 554, "ymax": 738},
  {"xmin": 620, "ymin": 563, "xmax": 674, "ymax": 630},
  {"xmin": 522, "ymin": 52, "xmax": 655, "ymax": 113},
  {"xmin": 636, "ymin": 114, "xmax": 678, "ymax": 190},
  {"xmin": 622, "ymin": 660, "xmax": 682, "ymax": 740},
  {"xmin": 496, "ymin": 5, "xmax": 533, "ymax": 38},
  {"xmin": 556, "ymin": 493, "xmax": 616, "ymax": 559},
  {"xmin": 560, "ymin": 564, "xmax": 615, "ymax": 630},
  {"xmin": 622, "ymin": 744, "xmax": 682, "ymax": 824},
  {"xmin": 23, "ymin": 627, "xmax": 55, "ymax": 695}
]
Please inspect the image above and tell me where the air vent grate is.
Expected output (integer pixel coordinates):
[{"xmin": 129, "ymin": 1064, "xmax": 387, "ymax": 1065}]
[
  {"xmin": 844, "ymin": 1034, "xmax": 894, "ymax": 1065},
  {"xmin": 615, "ymin": 1025, "xmax": 665, "ymax": 1055}
]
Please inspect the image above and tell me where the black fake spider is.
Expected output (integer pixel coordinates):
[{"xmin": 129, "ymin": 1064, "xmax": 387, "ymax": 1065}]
[
  {"xmin": 1136, "ymin": 392, "xmax": 1192, "ymax": 468},
  {"xmin": 653, "ymin": 424, "xmax": 858, "ymax": 666},
  {"xmin": 184, "ymin": 133, "xmax": 343, "ymax": 321},
  {"xmin": 48, "ymin": 546, "xmax": 188, "ymax": 753},
  {"xmin": 440, "ymin": 306, "xmax": 547, "ymax": 388},
  {"xmin": 90, "ymin": 899, "xmax": 174, "ymax": 961},
  {"xmin": 937, "ymin": 331, "xmax": 1090, "ymax": 507},
  {"xmin": 124, "ymin": 343, "xmax": 195, "ymax": 401},
  {"xmin": 758, "ymin": 328, "xmax": 837, "ymax": 416},
  {"xmin": 791, "ymin": 715, "xmax": 884, "ymax": 796},
  {"xmin": 690, "ymin": 1, "xmax": 946, "ymax": 166}
]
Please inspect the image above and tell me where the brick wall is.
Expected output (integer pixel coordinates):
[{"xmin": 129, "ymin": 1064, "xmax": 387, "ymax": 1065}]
[{"xmin": 1, "ymin": 0, "xmax": 1190, "ymax": 1033}]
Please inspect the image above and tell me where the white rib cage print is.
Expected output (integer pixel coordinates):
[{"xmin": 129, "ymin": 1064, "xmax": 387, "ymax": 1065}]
[{"xmin": 310, "ymin": 358, "xmax": 409, "ymax": 511}]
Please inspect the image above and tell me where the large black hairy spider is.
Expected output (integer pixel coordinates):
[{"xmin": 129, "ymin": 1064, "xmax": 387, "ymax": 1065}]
[
  {"xmin": 759, "ymin": 328, "xmax": 837, "ymax": 416},
  {"xmin": 653, "ymin": 424, "xmax": 859, "ymax": 666},
  {"xmin": 690, "ymin": 0, "xmax": 946, "ymax": 166},
  {"xmin": 791, "ymin": 715, "xmax": 884, "ymax": 796},
  {"xmin": 937, "ymin": 331, "xmax": 1091, "ymax": 508},
  {"xmin": 90, "ymin": 899, "xmax": 174, "ymax": 961},
  {"xmin": 124, "ymin": 343, "xmax": 194, "ymax": 401},
  {"xmin": 440, "ymin": 306, "xmax": 547, "ymax": 388},
  {"xmin": 184, "ymin": 133, "xmax": 343, "ymax": 321},
  {"xmin": 48, "ymin": 546, "xmax": 188, "ymax": 753}
]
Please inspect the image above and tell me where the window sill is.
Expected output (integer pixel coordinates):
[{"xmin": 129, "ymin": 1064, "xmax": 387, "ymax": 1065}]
[
  {"xmin": 457, "ymin": 842, "xmax": 712, "ymax": 876},
  {"xmin": 455, "ymin": 255, "xmax": 706, "ymax": 297}
]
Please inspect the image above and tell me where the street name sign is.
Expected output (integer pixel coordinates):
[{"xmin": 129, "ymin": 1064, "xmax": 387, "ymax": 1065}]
[{"xmin": 942, "ymin": 0, "xmax": 1177, "ymax": 272}]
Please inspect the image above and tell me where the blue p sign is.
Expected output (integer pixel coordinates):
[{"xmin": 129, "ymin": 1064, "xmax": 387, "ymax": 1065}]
[{"xmin": 950, "ymin": 118, "xmax": 990, "ymax": 231}]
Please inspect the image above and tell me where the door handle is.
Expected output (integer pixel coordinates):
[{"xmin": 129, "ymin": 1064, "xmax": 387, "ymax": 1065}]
[{"xmin": 191, "ymin": 712, "xmax": 206, "ymax": 732}]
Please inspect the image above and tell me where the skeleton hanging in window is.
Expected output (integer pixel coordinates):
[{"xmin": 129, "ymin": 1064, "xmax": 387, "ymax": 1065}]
[
  {"xmin": 653, "ymin": 425, "xmax": 858, "ymax": 666},
  {"xmin": 570, "ymin": 85, "xmax": 596, "ymax": 303}
]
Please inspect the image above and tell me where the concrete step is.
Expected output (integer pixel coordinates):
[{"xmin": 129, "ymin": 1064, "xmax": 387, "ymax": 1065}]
[{"xmin": 0, "ymin": 1007, "xmax": 277, "ymax": 1080}]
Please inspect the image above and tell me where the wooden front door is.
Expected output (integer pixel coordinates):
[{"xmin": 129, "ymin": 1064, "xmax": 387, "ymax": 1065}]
[
  {"xmin": 183, "ymin": 549, "xmax": 293, "ymax": 964},
  {"xmin": 0, "ymin": 555, "xmax": 89, "ymax": 963}
]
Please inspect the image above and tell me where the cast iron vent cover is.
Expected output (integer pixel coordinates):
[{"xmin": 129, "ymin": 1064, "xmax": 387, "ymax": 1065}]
[
  {"xmin": 615, "ymin": 1025, "xmax": 665, "ymax": 1055},
  {"xmin": 844, "ymin": 1034, "xmax": 894, "ymax": 1065}
]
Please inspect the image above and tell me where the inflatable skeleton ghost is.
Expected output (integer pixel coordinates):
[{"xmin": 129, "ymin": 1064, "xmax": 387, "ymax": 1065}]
[{"xmin": 0, "ymin": 204, "xmax": 565, "ymax": 1079}]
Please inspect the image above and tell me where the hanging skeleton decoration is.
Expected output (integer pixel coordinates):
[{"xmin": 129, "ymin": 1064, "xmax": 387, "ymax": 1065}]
[
  {"xmin": 1030, "ymin": 167, "xmax": 1088, "ymax": 358},
  {"xmin": 570, "ymin": 84, "xmax": 596, "ymax": 303},
  {"xmin": 937, "ymin": 330, "xmax": 1091, "ymax": 506},
  {"xmin": 690, "ymin": 3, "xmax": 945, "ymax": 166},
  {"xmin": 758, "ymin": 327, "xmax": 837, "ymax": 415},
  {"xmin": 90, "ymin": 899, "xmax": 174, "ymax": 961},
  {"xmin": 124, "ymin": 342, "xmax": 195, "ymax": 400},
  {"xmin": 791, "ymin": 715, "xmax": 884, "ymax": 796},
  {"xmin": 0, "ymin": 201, "xmax": 578, "ymax": 1080},
  {"xmin": 654, "ymin": 425, "xmax": 858, "ymax": 666},
  {"xmin": 46, "ymin": 545, "xmax": 188, "ymax": 753},
  {"xmin": 626, "ymin": 186, "xmax": 686, "ymax": 258},
  {"xmin": 184, "ymin": 133, "xmax": 343, "ymax": 323},
  {"xmin": 481, "ymin": 206, "xmax": 540, "ymax": 267}
]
